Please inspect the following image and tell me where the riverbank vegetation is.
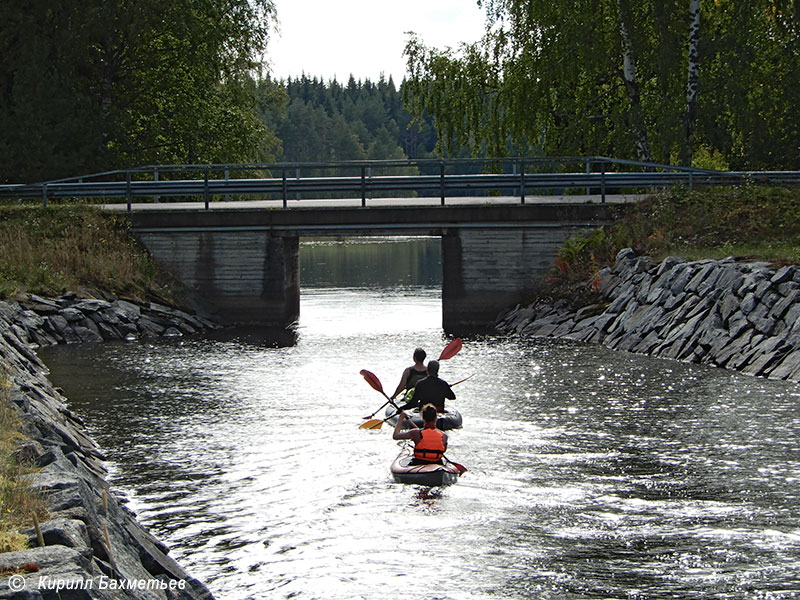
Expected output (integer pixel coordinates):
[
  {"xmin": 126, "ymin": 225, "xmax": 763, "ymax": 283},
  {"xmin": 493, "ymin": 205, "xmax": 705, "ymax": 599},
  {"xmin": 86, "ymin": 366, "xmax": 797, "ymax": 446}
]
[
  {"xmin": 551, "ymin": 186, "xmax": 800, "ymax": 296},
  {"xmin": 0, "ymin": 204, "xmax": 178, "ymax": 302},
  {"xmin": 0, "ymin": 371, "xmax": 47, "ymax": 552}
]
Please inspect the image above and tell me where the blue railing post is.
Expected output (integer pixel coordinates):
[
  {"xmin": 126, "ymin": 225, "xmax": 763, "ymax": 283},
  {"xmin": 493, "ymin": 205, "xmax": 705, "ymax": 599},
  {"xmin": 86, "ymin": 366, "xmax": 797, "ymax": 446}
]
[
  {"xmin": 153, "ymin": 168, "xmax": 160, "ymax": 203},
  {"xmin": 600, "ymin": 161, "xmax": 607, "ymax": 203},
  {"xmin": 42, "ymin": 183, "xmax": 48, "ymax": 208},
  {"xmin": 126, "ymin": 172, "xmax": 132, "ymax": 212},
  {"xmin": 440, "ymin": 161, "xmax": 446, "ymax": 205},
  {"xmin": 204, "ymin": 170, "xmax": 210, "ymax": 209},
  {"xmin": 282, "ymin": 168, "xmax": 288, "ymax": 208},
  {"xmin": 520, "ymin": 159, "xmax": 526, "ymax": 204}
]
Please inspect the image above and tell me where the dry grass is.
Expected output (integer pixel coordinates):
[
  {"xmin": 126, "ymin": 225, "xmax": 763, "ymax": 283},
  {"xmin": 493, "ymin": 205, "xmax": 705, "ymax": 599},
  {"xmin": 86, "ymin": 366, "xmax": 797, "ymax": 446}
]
[
  {"xmin": 0, "ymin": 369, "xmax": 48, "ymax": 552},
  {"xmin": 0, "ymin": 203, "xmax": 178, "ymax": 302}
]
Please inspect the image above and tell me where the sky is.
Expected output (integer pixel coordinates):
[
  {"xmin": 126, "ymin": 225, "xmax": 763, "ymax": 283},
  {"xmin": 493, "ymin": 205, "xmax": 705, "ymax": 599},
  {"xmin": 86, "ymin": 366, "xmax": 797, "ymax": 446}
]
[{"xmin": 267, "ymin": 0, "xmax": 487, "ymax": 84}]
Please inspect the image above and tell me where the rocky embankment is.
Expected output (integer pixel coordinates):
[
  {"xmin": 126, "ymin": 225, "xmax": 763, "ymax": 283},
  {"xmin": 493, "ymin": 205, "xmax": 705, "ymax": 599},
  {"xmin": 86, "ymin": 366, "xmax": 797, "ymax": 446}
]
[
  {"xmin": 0, "ymin": 294, "xmax": 217, "ymax": 599},
  {"xmin": 497, "ymin": 249, "xmax": 800, "ymax": 381}
]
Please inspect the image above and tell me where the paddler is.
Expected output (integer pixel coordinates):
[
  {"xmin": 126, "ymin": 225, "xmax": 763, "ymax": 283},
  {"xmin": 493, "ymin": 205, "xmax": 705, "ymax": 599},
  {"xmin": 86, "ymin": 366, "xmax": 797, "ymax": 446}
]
[
  {"xmin": 396, "ymin": 359, "xmax": 455, "ymax": 413},
  {"xmin": 391, "ymin": 347, "xmax": 428, "ymax": 400},
  {"xmin": 392, "ymin": 404, "xmax": 448, "ymax": 465}
]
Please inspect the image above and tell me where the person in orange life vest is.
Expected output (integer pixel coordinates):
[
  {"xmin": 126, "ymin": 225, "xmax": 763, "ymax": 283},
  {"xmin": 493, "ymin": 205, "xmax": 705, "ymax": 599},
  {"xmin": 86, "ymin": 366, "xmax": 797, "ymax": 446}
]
[
  {"xmin": 391, "ymin": 347, "xmax": 427, "ymax": 400},
  {"xmin": 397, "ymin": 359, "xmax": 455, "ymax": 413},
  {"xmin": 392, "ymin": 404, "xmax": 448, "ymax": 465}
]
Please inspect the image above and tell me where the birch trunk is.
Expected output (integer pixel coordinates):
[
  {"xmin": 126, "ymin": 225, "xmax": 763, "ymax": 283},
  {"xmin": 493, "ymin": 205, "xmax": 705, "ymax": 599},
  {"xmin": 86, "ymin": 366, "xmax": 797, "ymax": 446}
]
[
  {"xmin": 680, "ymin": 0, "xmax": 701, "ymax": 167},
  {"xmin": 617, "ymin": 0, "xmax": 653, "ymax": 164}
]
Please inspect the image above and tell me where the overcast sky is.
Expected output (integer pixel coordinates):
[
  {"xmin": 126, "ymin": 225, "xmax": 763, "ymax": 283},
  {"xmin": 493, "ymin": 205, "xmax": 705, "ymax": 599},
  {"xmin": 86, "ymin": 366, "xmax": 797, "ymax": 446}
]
[{"xmin": 267, "ymin": 0, "xmax": 487, "ymax": 83}]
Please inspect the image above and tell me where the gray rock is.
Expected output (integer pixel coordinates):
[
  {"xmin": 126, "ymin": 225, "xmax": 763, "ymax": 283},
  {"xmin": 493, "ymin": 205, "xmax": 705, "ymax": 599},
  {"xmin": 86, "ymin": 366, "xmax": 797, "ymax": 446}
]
[
  {"xmin": 655, "ymin": 255, "xmax": 685, "ymax": 276},
  {"xmin": 26, "ymin": 518, "xmax": 92, "ymax": 549},
  {"xmin": 670, "ymin": 265, "xmax": 698, "ymax": 295},
  {"xmin": 714, "ymin": 267, "xmax": 746, "ymax": 298},
  {"xmin": 73, "ymin": 326, "xmax": 104, "ymax": 344},
  {"xmin": 769, "ymin": 289, "xmax": 800, "ymax": 321},
  {"xmin": 769, "ymin": 349, "xmax": 800, "ymax": 379},
  {"xmin": 136, "ymin": 317, "xmax": 165, "ymax": 337},
  {"xmin": 74, "ymin": 299, "xmax": 112, "ymax": 313},
  {"xmin": 742, "ymin": 338, "xmax": 790, "ymax": 376},
  {"xmin": 44, "ymin": 315, "xmax": 70, "ymax": 338},
  {"xmin": 740, "ymin": 292, "xmax": 760, "ymax": 315},
  {"xmin": 60, "ymin": 308, "xmax": 85, "ymax": 323},
  {"xmin": 111, "ymin": 300, "xmax": 142, "ymax": 323},
  {"xmin": 771, "ymin": 265, "xmax": 797, "ymax": 285},
  {"xmin": 613, "ymin": 248, "xmax": 638, "ymax": 271},
  {"xmin": 718, "ymin": 292, "xmax": 741, "ymax": 323}
]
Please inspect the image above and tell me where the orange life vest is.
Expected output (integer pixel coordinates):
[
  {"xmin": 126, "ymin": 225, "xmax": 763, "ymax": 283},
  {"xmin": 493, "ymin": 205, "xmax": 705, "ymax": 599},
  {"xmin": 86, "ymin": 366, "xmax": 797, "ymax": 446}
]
[{"xmin": 414, "ymin": 427, "xmax": 445, "ymax": 463}]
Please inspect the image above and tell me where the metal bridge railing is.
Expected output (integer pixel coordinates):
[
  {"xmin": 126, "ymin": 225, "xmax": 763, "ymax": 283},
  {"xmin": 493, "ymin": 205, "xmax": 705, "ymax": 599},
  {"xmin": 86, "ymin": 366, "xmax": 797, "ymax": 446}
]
[{"xmin": 1, "ymin": 156, "xmax": 799, "ymax": 211}]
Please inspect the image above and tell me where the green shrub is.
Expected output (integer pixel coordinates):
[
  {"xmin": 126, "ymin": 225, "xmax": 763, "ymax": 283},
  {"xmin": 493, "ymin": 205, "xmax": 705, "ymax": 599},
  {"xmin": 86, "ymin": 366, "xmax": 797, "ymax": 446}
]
[{"xmin": 552, "ymin": 186, "xmax": 800, "ymax": 288}]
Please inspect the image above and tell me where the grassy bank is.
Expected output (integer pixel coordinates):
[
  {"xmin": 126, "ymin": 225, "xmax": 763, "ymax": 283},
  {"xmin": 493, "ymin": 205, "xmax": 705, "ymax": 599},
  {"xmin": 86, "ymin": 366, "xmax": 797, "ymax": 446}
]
[
  {"xmin": 0, "ymin": 371, "xmax": 47, "ymax": 552},
  {"xmin": 552, "ymin": 186, "xmax": 800, "ymax": 293},
  {"xmin": 0, "ymin": 203, "xmax": 180, "ymax": 302}
]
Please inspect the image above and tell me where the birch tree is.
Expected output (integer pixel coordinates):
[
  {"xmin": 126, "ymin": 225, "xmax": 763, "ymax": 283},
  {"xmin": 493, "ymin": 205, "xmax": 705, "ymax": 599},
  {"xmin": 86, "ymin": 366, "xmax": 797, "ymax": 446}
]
[
  {"xmin": 680, "ymin": 0, "xmax": 702, "ymax": 166},
  {"xmin": 404, "ymin": 0, "xmax": 800, "ymax": 169}
]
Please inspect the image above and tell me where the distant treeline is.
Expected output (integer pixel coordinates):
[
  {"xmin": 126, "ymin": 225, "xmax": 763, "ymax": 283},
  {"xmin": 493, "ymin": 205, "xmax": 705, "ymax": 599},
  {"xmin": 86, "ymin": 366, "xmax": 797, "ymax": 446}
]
[{"xmin": 259, "ymin": 75, "xmax": 448, "ymax": 164}]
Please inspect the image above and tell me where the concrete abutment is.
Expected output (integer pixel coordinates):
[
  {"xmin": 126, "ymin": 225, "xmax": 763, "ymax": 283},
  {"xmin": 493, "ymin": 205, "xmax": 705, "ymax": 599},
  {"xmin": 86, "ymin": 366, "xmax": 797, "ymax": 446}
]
[
  {"xmin": 137, "ymin": 230, "xmax": 300, "ymax": 327},
  {"xmin": 442, "ymin": 226, "xmax": 590, "ymax": 332}
]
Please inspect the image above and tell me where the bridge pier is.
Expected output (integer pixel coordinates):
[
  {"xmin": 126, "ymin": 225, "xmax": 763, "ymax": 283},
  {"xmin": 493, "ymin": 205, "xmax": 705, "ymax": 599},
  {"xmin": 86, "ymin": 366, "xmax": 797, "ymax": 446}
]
[
  {"xmin": 441, "ymin": 226, "xmax": 589, "ymax": 333},
  {"xmin": 136, "ymin": 229, "xmax": 299, "ymax": 326}
]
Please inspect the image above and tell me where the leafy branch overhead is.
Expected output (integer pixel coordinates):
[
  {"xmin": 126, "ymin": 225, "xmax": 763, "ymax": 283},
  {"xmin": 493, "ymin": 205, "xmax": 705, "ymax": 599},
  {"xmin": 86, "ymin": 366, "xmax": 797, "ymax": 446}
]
[
  {"xmin": 404, "ymin": 0, "xmax": 800, "ymax": 170},
  {"xmin": 0, "ymin": 0, "xmax": 279, "ymax": 183}
]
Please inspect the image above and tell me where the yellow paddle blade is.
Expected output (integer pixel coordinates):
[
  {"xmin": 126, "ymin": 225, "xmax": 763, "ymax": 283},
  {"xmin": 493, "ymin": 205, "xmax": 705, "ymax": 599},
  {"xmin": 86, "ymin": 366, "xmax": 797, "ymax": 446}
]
[{"xmin": 359, "ymin": 419, "xmax": 384, "ymax": 430}]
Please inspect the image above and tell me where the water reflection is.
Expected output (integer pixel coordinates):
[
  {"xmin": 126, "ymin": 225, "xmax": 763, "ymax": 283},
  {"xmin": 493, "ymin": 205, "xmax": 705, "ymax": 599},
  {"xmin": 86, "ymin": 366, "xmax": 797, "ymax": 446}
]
[
  {"xmin": 300, "ymin": 236, "xmax": 441, "ymax": 288},
  {"xmin": 37, "ymin": 237, "xmax": 800, "ymax": 600}
]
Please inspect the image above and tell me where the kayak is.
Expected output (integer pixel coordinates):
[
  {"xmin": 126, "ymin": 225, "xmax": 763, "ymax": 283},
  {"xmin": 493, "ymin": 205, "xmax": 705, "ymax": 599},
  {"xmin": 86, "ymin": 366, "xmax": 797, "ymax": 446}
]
[
  {"xmin": 390, "ymin": 445, "xmax": 461, "ymax": 487},
  {"xmin": 384, "ymin": 406, "xmax": 463, "ymax": 430}
]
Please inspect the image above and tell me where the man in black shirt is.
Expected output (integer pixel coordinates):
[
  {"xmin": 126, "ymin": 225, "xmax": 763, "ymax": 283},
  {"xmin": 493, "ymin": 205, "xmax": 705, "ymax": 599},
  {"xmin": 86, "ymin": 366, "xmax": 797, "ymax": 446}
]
[{"xmin": 398, "ymin": 359, "xmax": 455, "ymax": 413}]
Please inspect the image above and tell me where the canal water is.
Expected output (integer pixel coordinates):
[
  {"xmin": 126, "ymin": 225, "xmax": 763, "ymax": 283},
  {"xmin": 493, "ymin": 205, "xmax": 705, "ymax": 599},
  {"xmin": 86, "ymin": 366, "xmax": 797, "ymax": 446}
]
[{"xmin": 40, "ymin": 238, "xmax": 800, "ymax": 599}]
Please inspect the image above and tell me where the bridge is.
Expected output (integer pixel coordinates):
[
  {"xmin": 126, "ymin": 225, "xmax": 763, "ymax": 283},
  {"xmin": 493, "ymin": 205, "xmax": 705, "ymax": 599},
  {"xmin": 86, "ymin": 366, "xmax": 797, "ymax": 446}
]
[
  {"xmin": 3, "ymin": 157, "xmax": 798, "ymax": 333},
  {"xmin": 127, "ymin": 201, "xmax": 623, "ymax": 333}
]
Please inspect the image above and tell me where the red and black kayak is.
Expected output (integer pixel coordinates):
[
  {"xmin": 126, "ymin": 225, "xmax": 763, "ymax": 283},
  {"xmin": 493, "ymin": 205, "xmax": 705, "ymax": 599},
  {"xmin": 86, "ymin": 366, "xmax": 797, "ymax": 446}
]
[{"xmin": 390, "ymin": 445, "xmax": 462, "ymax": 487}]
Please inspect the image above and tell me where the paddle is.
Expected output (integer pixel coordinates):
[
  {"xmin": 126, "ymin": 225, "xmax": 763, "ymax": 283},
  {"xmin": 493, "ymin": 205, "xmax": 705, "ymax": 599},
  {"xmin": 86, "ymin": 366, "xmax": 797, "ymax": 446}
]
[
  {"xmin": 359, "ymin": 370, "xmax": 474, "ymax": 430},
  {"xmin": 444, "ymin": 455, "xmax": 468, "ymax": 474},
  {"xmin": 359, "ymin": 370, "xmax": 400, "ymax": 430},
  {"xmin": 438, "ymin": 337, "xmax": 462, "ymax": 361},
  {"xmin": 361, "ymin": 338, "xmax": 463, "ymax": 420}
]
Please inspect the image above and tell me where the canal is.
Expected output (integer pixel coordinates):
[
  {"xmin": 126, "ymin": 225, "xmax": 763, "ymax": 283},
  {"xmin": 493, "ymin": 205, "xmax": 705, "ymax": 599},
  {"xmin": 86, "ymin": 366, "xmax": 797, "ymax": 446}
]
[{"xmin": 40, "ymin": 237, "xmax": 800, "ymax": 599}]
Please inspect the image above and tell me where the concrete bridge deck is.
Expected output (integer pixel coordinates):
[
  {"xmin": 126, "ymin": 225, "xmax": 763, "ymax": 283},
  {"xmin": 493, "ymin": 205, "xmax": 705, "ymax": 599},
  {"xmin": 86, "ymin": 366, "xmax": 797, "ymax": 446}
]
[{"xmin": 106, "ymin": 193, "xmax": 643, "ymax": 213}]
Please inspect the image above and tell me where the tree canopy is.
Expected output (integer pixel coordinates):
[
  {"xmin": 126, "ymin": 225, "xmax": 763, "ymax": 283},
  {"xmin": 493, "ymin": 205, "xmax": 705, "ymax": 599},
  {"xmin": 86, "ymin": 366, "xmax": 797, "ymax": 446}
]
[
  {"xmin": 260, "ymin": 74, "xmax": 440, "ymax": 164},
  {"xmin": 403, "ymin": 0, "xmax": 800, "ymax": 169},
  {"xmin": 0, "ymin": 0, "xmax": 280, "ymax": 183}
]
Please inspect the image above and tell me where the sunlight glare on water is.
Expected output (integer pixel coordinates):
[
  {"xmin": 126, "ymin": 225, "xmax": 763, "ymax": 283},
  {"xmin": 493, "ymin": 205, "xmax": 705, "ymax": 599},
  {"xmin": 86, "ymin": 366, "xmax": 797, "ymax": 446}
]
[{"xmin": 38, "ymin": 238, "xmax": 800, "ymax": 600}]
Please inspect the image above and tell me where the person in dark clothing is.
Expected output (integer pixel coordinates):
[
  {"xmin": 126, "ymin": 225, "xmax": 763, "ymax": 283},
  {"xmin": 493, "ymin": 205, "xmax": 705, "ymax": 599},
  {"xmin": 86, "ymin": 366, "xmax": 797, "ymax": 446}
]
[
  {"xmin": 397, "ymin": 359, "xmax": 455, "ymax": 413},
  {"xmin": 391, "ymin": 347, "xmax": 427, "ymax": 400}
]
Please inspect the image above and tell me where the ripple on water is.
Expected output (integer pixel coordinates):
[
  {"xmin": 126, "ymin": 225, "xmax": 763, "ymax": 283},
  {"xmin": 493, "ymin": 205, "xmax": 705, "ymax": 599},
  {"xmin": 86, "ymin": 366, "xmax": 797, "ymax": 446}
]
[{"xmin": 39, "ymin": 291, "xmax": 800, "ymax": 600}]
